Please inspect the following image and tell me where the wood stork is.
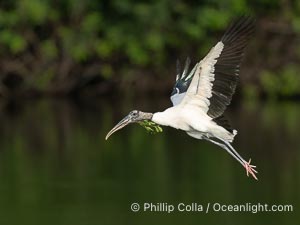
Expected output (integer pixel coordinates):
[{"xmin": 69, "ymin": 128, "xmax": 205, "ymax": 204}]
[{"xmin": 106, "ymin": 16, "xmax": 258, "ymax": 180}]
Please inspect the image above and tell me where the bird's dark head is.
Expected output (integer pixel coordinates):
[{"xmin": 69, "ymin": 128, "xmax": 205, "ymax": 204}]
[{"xmin": 105, "ymin": 110, "xmax": 153, "ymax": 140}]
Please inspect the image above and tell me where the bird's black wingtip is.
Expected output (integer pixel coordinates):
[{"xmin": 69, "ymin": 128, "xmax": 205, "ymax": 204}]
[{"xmin": 221, "ymin": 15, "xmax": 256, "ymax": 44}]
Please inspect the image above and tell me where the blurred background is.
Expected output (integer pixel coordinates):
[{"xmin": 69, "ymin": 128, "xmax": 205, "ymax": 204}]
[{"xmin": 0, "ymin": 1, "xmax": 300, "ymax": 225}]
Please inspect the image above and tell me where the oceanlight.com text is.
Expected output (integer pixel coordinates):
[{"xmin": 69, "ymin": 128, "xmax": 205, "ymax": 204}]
[{"xmin": 130, "ymin": 202, "xmax": 293, "ymax": 214}]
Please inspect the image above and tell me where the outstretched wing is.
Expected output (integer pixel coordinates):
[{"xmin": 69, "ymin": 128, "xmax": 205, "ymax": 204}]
[
  {"xmin": 180, "ymin": 16, "xmax": 255, "ymax": 118},
  {"xmin": 170, "ymin": 58, "xmax": 198, "ymax": 105}
]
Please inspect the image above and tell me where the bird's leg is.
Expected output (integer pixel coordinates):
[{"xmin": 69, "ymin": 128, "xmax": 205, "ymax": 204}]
[
  {"xmin": 220, "ymin": 139, "xmax": 258, "ymax": 180},
  {"xmin": 205, "ymin": 137, "xmax": 258, "ymax": 180},
  {"xmin": 204, "ymin": 138, "xmax": 244, "ymax": 167}
]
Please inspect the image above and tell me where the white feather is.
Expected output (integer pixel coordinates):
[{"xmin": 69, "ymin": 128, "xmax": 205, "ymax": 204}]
[{"xmin": 180, "ymin": 41, "xmax": 224, "ymax": 113}]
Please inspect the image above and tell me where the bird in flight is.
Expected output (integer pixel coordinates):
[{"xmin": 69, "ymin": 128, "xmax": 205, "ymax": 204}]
[{"xmin": 106, "ymin": 16, "xmax": 258, "ymax": 180}]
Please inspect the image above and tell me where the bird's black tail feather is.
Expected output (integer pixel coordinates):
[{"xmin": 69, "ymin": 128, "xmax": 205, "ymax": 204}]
[{"xmin": 213, "ymin": 115, "xmax": 235, "ymax": 134}]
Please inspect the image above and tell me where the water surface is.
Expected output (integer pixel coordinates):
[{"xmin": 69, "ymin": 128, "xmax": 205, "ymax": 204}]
[{"xmin": 0, "ymin": 98, "xmax": 299, "ymax": 225}]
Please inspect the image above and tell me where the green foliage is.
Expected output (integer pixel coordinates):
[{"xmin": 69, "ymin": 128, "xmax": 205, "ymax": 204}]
[
  {"xmin": 19, "ymin": 0, "xmax": 49, "ymax": 25},
  {"xmin": 138, "ymin": 120, "xmax": 163, "ymax": 134},
  {"xmin": 0, "ymin": 0, "xmax": 251, "ymax": 70},
  {"xmin": 260, "ymin": 65, "xmax": 300, "ymax": 98},
  {"xmin": 0, "ymin": 0, "xmax": 300, "ymax": 97},
  {"xmin": 243, "ymin": 84, "xmax": 259, "ymax": 101},
  {"xmin": 0, "ymin": 29, "xmax": 27, "ymax": 53},
  {"xmin": 41, "ymin": 40, "xmax": 58, "ymax": 59}
]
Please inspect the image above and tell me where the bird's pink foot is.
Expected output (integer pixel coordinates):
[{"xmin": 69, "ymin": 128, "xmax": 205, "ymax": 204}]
[{"xmin": 244, "ymin": 159, "xmax": 258, "ymax": 180}]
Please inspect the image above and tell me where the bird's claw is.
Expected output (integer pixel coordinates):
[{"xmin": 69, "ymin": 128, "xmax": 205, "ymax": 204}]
[{"xmin": 244, "ymin": 158, "xmax": 258, "ymax": 180}]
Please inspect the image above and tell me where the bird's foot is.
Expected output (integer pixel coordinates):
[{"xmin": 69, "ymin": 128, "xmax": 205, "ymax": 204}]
[{"xmin": 244, "ymin": 158, "xmax": 258, "ymax": 180}]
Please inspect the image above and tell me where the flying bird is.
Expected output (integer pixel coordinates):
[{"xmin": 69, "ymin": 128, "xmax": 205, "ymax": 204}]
[{"xmin": 106, "ymin": 16, "xmax": 257, "ymax": 180}]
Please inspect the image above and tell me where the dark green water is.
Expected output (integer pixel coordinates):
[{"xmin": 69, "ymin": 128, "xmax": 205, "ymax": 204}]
[{"xmin": 0, "ymin": 99, "xmax": 299, "ymax": 225}]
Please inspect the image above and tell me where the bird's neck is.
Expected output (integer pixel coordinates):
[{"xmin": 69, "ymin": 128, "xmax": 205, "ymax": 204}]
[{"xmin": 140, "ymin": 112, "xmax": 153, "ymax": 120}]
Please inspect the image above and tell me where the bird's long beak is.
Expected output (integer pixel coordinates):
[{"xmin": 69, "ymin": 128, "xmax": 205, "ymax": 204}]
[{"xmin": 105, "ymin": 115, "xmax": 131, "ymax": 140}]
